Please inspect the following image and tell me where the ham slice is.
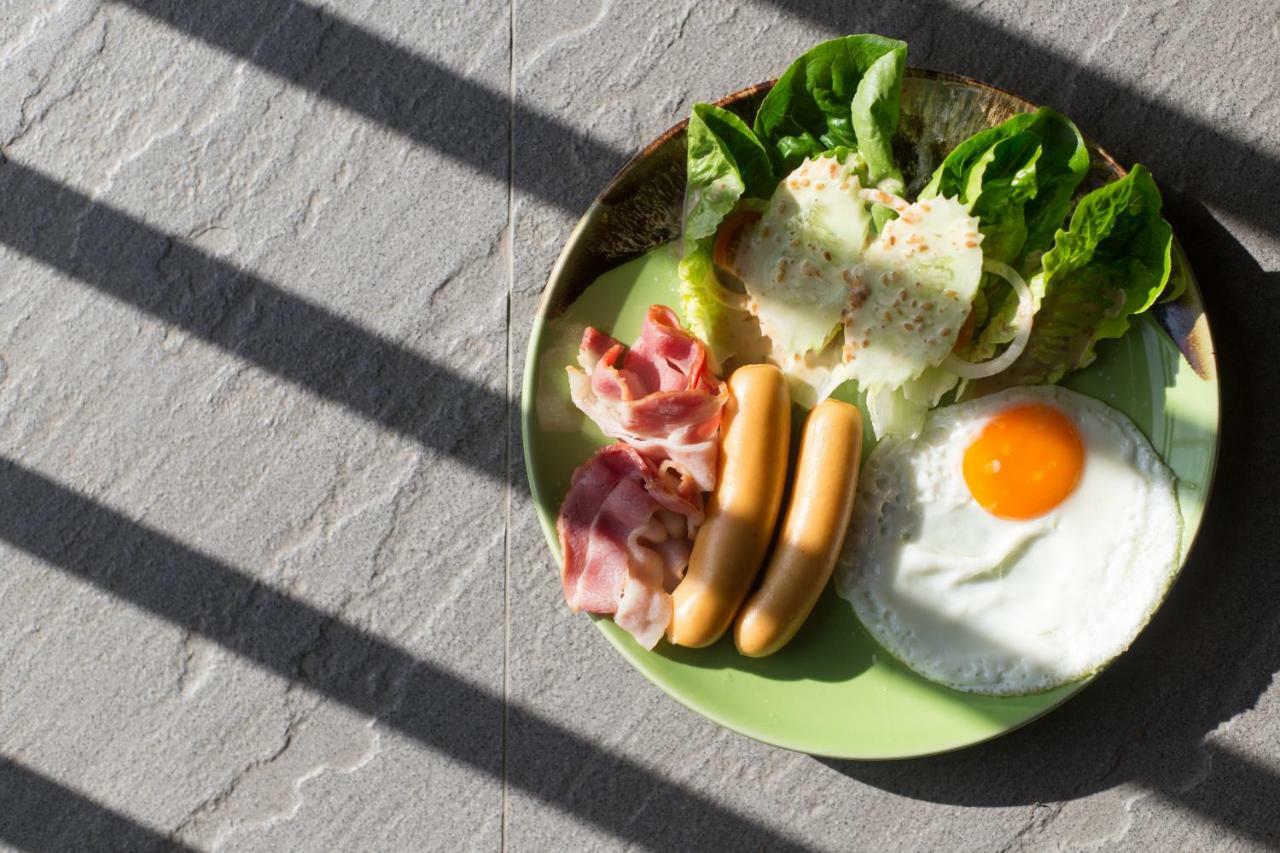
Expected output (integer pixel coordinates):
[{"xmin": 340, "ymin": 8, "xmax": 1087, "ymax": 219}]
[
  {"xmin": 567, "ymin": 305, "xmax": 727, "ymax": 492},
  {"xmin": 557, "ymin": 443, "xmax": 704, "ymax": 649}
]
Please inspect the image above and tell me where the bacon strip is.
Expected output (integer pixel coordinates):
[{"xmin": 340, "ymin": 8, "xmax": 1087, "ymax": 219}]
[
  {"xmin": 557, "ymin": 443, "xmax": 703, "ymax": 649},
  {"xmin": 567, "ymin": 305, "xmax": 726, "ymax": 492}
]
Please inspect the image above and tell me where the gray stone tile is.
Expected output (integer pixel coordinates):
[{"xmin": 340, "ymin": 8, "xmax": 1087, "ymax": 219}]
[
  {"xmin": 0, "ymin": 1, "xmax": 509, "ymax": 849},
  {"xmin": 0, "ymin": 0, "xmax": 1276, "ymax": 849}
]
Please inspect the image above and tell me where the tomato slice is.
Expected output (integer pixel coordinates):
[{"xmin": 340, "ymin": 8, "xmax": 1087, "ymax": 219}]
[
  {"xmin": 712, "ymin": 210, "xmax": 761, "ymax": 274},
  {"xmin": 953, "ymin": 307, "xmax": 977, "ymax": 352}
]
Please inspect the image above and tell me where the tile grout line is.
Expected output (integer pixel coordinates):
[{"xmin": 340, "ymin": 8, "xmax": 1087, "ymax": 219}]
[{"xmin": 502, "ymin": 0, "xmax": 515, "ymax": 849}]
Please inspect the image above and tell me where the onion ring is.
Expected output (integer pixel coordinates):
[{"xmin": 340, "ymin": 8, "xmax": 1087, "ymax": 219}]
[{"xmin": 944, "ymin": 260, "xmax": 1034, "ymax": 380}]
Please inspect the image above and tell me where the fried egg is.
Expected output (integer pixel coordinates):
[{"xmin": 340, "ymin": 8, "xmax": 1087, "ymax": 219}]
[{"xmin": 835, "ymin": 385, "xmax": 1181, "ymax": 695}]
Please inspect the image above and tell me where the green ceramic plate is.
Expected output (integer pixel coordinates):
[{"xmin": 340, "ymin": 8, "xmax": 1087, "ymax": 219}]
[{"xmin": 522, "ymin": 71, "xmax": 1219, "ymax": 759}]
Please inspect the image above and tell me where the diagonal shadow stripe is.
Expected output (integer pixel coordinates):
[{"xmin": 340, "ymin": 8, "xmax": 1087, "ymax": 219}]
[
  {"xmin": 0, "ymin": 758, "xmax": 195, "ymax": 853},
  {"xmin": 755, "ymin": 0, "xmax": 1280, "ymax": 239},
  {"xmin": 0, "ymin": 458, "xmax": 811, "ymax": 852},
  {"xmin": 1145, "ymin": 743, "xmax": 1280, "ymax": 848},
  {"xmin": 0, "ymin": 158, "xmax": 510, "ymax": 488},
  {"xmin": 114, "ymin": 0, "xmax": 629, "ymax": 216}
]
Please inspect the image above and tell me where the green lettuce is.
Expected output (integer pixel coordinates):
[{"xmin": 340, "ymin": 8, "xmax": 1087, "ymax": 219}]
[
  {"xmin": 753, "ymin": 34, "xmax": 907, "ymax": 193},
  {"xmin": 683, "ymin": 103, "xmax": 775, "ymax": 252},
  {"xmin": 679, "ymin": 103, "xmax": 775, "ymax": 356},
  {"xmin": 922, "ymin": 108, "xmax": 1088, "ymax": 360},
  {"xmin": 922, "ymin": 108, "xmax": 1087, "ymax": 265},
  {"xmin": 677, "ymin": 249, "xmax": 735, "ymax": 359},
  {"xmin": 974, "ymin": 165, "xmax": 1173, "ymax": 392}
]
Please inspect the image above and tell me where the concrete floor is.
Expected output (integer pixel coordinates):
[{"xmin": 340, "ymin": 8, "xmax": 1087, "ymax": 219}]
[{"xmin": 0, "ymin": 1, "xmax": 1277, "ymax": 850}]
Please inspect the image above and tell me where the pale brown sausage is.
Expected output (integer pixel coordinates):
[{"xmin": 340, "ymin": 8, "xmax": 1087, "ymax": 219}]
[
  {"xmin": 734, "ymin": 398, "xmax": 863, "ymax": 658},
  {"xmin": 668, "ymin": 364, "xmax": 790, "ymax": 647}
]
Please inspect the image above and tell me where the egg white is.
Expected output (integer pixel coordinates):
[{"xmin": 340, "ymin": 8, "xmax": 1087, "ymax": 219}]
[{"xmin": 835, "ymin": 385, "xmax": 1182, "ymax": 696}]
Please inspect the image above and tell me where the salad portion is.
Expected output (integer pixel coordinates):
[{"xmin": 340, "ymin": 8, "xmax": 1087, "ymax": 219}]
[{"xmin": 678, "ymin": 34, "xmax": 1176, "ymax": 436}]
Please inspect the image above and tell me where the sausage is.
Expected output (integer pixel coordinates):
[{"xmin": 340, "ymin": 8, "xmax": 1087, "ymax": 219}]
[
  {"xmin": 668, "ymin": 364, "xmax": 790, "ymax": 647},
  {"xmin": 734, "ymin": 398, "xmax": 863, "ymax": 658}
]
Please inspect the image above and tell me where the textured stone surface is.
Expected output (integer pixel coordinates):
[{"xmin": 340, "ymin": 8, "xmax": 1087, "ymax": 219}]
[{"xmin": 0, "ymin": 0, "xmax": 1276, "ymax": 850}]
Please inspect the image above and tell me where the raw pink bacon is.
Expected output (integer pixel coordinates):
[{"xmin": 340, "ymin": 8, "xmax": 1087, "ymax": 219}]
[
  {"xmin": 567, "ymin": 305, "xmax": 727, "ymax": 492},
  {"xmin": 557, "ymin": 443, "xmax": 703, "ymax": 649}
]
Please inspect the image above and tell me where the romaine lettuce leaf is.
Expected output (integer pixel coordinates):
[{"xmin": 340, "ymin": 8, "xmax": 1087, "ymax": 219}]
[
  {"xmin": 677, "ymin": 247, "xmax": 773, "ymax": 367},
  {"xmin": 921, "ymin": 107, "xmax": 1088, "ymax": 268},
  {"xmin": 973, "ymin": 165, "xmax": 1173, "ymax": 392},
  {"xmin": 1021, "ymin": 110, "xmax": 1091, "ymax": 254},
  {"xmin": 849, "ymin": 47, "xmax": 906, "ymax": 192},
  {"xmin": 753, "ymin": 34, "xmax": 907, "ymax": 192},
  {"xmin": 923, "ymin": 108, "xmax": 1088, "ymax": 362},
  {"xmin": 677, "ymin": 248, "xmax": 733, "ymax": 357},
  {"xmin": 683, "ymin": 103, "xmax": 775, "ymax": 252},
  {"xmin": 680, "ymin": 104, "xmax": 777, "ymax": 361}
]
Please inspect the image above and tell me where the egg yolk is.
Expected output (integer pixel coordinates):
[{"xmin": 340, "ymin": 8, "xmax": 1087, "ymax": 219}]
[{"xmin": 962, "ymin": 403, "xmax": 1084, "ymax": 520}]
